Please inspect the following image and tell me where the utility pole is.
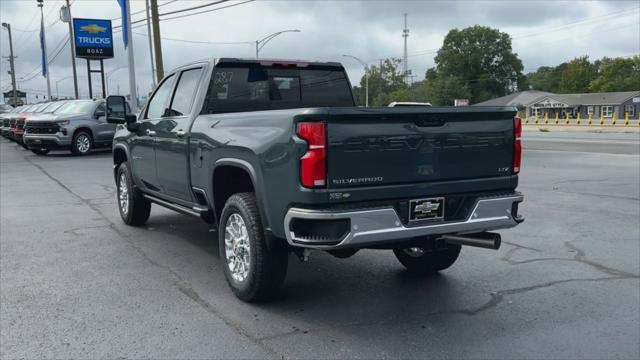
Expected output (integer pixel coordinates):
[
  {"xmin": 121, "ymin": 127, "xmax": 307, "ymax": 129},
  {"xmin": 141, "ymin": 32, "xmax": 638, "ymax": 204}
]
[
  {"xmin": 1, "ymin": 23, "xmax": 18, "ymax": 106},
  {"xmin": 145, "ymin": 0, "xmax": 156, "ymax": 87},
  {"xmin": 61, "ymin": 0, "xmax": 78, "ymax": 99},
  {"xmin": 150, "ymin": 0, "xmax": 164, "ymax": 82},
  {"xmin": 37, "ymin": 0, "xmax": 52, "ymax": 100},
  {"xmin": 402, "ymin": 13, "xmax": 409, "ymax": 85}
]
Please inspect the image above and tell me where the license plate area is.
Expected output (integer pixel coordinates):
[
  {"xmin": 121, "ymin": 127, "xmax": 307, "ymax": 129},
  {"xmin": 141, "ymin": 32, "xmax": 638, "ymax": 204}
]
[{"xmin": 409, "ymin": 197, "xmax": 445, "ymax": 221}]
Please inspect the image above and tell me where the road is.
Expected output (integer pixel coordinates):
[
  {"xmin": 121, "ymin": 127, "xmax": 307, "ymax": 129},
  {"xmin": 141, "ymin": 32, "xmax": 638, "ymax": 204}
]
[
  {"xmin": 1, "ymin": 131, "xmax": 639, "ymax": 359},
  {"xmin": 523, "ymin": 130, "xmax": 640, "ymax": 154}
]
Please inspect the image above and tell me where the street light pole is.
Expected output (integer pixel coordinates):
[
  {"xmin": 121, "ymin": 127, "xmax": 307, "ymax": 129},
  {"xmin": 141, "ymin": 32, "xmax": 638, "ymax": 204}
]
[
  {"xmin": 255, "ymin": 29, "xmax": 300, "ymax": 59},
  {"xmin": 343, "ymin": 54, "xmax": 369, "ymax": 107},
  {"xmin": 1, "ymin": 23, "xmax": 18, "ymax": 106},
  {"xmin": 105, "ymin": 66, "xmax": 126, "ymax": 95}
]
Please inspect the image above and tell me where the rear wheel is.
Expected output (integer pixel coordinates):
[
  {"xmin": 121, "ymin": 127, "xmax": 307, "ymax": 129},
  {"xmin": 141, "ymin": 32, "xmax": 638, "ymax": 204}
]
[
  {"xmin": 219, "ymin": 193, "xmax": 288, "ymax": 302},
  {"xmin": 393, "ymin": 243, "xmax": 461, "ymax": 274},
  {"xmin": 116, "ymin": 162, "xmax": 151, "ymax": 226},
  {"xmin": 71, "ymin": 130, "xmax": 92, "ymax": 155},
  {"xmin": 31, "ymin": 149, "xmax": 50, "ymax": 155}
]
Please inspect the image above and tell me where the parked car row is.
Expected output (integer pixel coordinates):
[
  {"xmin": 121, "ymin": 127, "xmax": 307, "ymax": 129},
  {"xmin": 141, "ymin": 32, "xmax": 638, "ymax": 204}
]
[{"xmin": 0, "ymin": 99, "xmax": 114, "ymax": 155}]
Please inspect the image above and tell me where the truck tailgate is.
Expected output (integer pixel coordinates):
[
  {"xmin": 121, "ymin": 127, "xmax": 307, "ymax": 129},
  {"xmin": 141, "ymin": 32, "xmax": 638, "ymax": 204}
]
[{"xmin": 326, "ymin": 108, "xmax": 516, "ymax": 188}]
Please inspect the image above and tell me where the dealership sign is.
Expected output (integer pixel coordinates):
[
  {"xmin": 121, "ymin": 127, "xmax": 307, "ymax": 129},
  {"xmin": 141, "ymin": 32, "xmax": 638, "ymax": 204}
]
[{"xmin": 73, "ymin": 18, "xmax": 113, "ymax": 59}]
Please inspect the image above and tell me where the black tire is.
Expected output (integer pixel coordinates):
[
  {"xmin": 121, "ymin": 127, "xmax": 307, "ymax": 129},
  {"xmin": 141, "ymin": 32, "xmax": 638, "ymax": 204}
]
[
  {"xmin": 31, "ymin": 149, "xmax": 50, "ymax": 155},
  {"xmin": 71, "ymin": 130, "xmax": 92, "ymax": 155},
  {"xmin": 219, "ymin": 193, "xmax": 288, "ymax": 302},
  {"xmin": 116, "ymin": 162, "xmax": 151, "ymax": 226},
  {"xmin": 393, "ymin": 243, "xmax": 461, "ymax": 275}
]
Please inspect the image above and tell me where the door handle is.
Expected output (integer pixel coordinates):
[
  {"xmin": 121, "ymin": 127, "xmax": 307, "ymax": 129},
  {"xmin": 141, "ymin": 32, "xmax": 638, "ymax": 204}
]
[
  {"xmin": 146, "ymin": 129, "xmax": 156, "ymax": 136},
  {"xmin": 176, "ymin": 130, "xmax": 186, "ymax": 138}
]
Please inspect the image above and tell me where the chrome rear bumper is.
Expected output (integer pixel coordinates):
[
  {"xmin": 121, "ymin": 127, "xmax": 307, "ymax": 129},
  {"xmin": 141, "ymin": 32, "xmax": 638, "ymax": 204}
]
[{"xmin": 284, "ymin": 194, "xmax": 524, "ymax": 249}]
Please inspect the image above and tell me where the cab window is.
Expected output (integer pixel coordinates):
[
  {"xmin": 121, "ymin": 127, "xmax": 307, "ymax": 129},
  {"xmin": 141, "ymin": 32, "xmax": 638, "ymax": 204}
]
[
  {"xmin": 145, "ymin": 74, "xmax": 175, "ymax": 119},
  {"xmin": 168, "ymin": 68, "xmax": 203, "ymax": 117}
]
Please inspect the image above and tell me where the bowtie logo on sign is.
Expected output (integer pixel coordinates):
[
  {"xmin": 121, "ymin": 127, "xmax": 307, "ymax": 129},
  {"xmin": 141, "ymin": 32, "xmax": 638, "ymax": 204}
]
[
  {"xmin": 73, "ymin": 18, "xmax": 114, "ymax": 59},
  {"xmin": 80, "ymin": 24, "xmax": 107, "ymax": 34}
]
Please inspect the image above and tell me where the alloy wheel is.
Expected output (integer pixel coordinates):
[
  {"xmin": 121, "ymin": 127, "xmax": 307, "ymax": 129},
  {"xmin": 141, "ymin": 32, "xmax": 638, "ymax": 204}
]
[
  {"xmin": 118, "ymin": 173, "xmax": 129, "ymax": 215},
  {"xmin": 224, "ymin": 213, "xmax": 251, "ymax": 282},
  {"xmin": 76, "ymin": 134, "xmax": 90, "ymax": 153}
]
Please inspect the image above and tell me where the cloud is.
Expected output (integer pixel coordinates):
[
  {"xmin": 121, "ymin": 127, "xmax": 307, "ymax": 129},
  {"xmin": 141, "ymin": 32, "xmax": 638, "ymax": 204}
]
[{"xmin": 1, "ymin": 0, "xmax": 638, "ymax": 101}]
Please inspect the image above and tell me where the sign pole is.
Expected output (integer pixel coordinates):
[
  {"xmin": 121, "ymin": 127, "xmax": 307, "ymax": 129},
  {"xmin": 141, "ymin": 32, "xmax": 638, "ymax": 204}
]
[
  {"xmin": 100, "ymin": 59, "xmax": 106, "ymax": 98},
  {"xmin": 125, "ymin": 0, "xmax": 138, "ymax": 112},
  {"xmin": 86, "ymin": 59, "xmax": 93, "ymax": 99}
]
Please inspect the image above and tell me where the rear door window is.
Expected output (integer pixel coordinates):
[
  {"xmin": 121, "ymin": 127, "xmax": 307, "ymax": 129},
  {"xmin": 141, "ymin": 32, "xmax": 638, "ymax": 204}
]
[{"xmin": 168, "ymin": 68, "xmax": 203, "ymax": 117}]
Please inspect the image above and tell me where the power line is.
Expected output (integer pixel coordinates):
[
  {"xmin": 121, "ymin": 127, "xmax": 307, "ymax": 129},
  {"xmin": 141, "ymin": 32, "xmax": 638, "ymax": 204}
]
[
  {"xmin": 113, "ymin": 0, "xmax": 254, "ymax": 32},
  {"xmin": 131, "ymin": 31, "xmax": 252, "ymax": 45},
  {"xmin": 159, "ymin": 0, "xmax": 228, "ymax": 17},
  {"xmin": 512, "ymin": 6, "xmax": 639, "ymax": 40},
  {"xmin": 407, "ymin": 6, "xmax": 640, "ymax": 59},
  {"xmin": 159, "ymin": 0, "xmax": 254, "ymax": 22},
  {"xmin": 16, "ymin": 35, "xmax": 70, "ymax": 82},
  {"xmin": 111, "ymin": 0, "xmax": 178, "ymax": 21}
]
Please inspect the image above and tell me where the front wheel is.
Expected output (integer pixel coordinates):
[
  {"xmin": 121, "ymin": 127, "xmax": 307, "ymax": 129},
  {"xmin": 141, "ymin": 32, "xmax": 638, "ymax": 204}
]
[
  {"xmin": 116, "ymin": 162, "xmax": 151, "ymax": 226},
  {"xmin": 219, "ymin": 193, "xmax": 288, "ymax": 302},
  {"xmin": 71, "ymin": 130, "xmax": 92, "ymax": 155},
  {"xmin": 393, "ymin": 243, "xmax": 461, "ymax": 275}
]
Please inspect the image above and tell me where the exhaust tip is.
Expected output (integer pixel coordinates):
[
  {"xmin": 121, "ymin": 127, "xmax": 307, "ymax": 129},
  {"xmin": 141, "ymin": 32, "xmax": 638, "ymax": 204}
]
[{"xmin": 441, "ymin": 232, "xmax": 501, "ymax": 250}]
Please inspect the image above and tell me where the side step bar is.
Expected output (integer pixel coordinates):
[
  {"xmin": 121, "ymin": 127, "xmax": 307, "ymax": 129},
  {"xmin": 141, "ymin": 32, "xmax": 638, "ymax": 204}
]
[
  {"xmin": 142, "ymin": 194, "xmax": 203, "ymax": 217},
  {"xmin": 441, "ymin": 232, "xmax": 501, "ymax": 250}
]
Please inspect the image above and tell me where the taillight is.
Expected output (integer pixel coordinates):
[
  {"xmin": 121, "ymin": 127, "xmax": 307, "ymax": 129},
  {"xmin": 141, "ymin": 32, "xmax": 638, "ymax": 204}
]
[
  {"xmin": 513, "ymin": 117, "xmax": 522, "ymax": 174},
  {"xmin": 297, "ymin": 121, "xmax": 326, "ymax": 187}
]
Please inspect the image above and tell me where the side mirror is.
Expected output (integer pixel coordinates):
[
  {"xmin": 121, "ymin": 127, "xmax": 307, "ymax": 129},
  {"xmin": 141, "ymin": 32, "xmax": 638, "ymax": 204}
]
[{"xmin": 106, "ymin": 96, "xmax": 136, "ymax": 125}]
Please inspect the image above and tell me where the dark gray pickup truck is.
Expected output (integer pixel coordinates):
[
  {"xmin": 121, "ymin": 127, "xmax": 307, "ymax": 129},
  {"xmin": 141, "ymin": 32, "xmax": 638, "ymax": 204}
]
[{"xmin": 106, "ymin": 58, "xmax": 524, "ymax": 302}]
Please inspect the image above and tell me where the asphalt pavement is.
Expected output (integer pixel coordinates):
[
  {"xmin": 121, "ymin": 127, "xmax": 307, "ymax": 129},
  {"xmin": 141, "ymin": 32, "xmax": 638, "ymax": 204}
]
[{"xmin": 1, "ymin": 131, "xmax": 639, "ymax": 359}]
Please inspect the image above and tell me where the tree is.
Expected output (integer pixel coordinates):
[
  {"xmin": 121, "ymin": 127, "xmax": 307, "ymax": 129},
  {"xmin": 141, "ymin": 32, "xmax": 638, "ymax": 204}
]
[
  {"xmin": 420, "ymin": 69, "xmax": 471, "ymax": 105},
  {"xmin": 356, "ymin": 58, "xmax": 406, "ymax": 106},
  {"xmin": 589, "ymin": 56, "xmax": 640, "ymax": 92},
  {"xmin": 431, "ymin": 25, "xmax": 525, "ymax": 103},
  {"xmin": 557, "ymin": 56, "xmax": 597, "ymax": 93},
  {"xmin": 527, "ymin": 65, "xmax": 565, "ymax": 92}
]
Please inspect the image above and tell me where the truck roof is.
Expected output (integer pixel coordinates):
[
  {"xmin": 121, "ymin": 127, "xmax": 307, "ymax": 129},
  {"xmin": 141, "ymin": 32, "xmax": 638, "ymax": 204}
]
[{"xmin": 216, "ymin": 58, "xmax": 344, "ymax": 68}]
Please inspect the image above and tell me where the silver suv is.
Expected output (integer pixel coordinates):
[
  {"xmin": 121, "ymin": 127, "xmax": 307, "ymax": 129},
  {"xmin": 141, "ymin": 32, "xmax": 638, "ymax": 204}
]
[{"xmin": 23, "ymin": 99, "xmax": 112, "ymax": 155}]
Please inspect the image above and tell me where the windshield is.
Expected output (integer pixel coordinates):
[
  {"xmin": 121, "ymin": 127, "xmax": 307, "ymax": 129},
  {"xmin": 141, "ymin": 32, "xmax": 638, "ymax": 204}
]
[
  {"xmin": 21, "ymin": 105, "xmax": 35, "ymax": 113},
  {"xmin": 42, "ymin": 101, "xmax": 67, "ymax": 113},
  {"xmin": 54, "ymin": 100, "xmax": 97, "ymax": 115},
  {"xmin": 33, "ymin": 103, "xmax": 51, "ymax": 112}
]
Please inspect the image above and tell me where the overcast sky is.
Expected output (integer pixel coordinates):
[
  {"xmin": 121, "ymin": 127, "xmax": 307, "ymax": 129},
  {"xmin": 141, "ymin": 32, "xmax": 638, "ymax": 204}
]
[{"xmin": 1, "ymin": 0, "xmax": 638, "ymax": 102}]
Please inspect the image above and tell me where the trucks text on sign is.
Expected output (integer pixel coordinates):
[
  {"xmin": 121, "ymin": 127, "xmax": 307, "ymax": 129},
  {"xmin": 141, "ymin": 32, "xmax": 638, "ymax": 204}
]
[{"xmin": 73, "ymin": 18, "xmax": 114, "ymax": 59}]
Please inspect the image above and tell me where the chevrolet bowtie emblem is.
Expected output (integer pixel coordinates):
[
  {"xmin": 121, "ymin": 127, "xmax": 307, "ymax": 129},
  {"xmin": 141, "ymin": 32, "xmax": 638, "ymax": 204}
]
[
  {"xmin": 80, "ymin": 24, "xmax": 107, "ymax": 34},
  {"xmin": 415, "ymin": 202, "xmax": 440, "ymax": 213}
]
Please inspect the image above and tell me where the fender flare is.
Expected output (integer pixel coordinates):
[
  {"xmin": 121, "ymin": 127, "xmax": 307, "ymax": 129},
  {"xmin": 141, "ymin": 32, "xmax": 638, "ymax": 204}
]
[
  {"xmin": 112, "ymin": 143, "xmax": 130, "ymax": 180},
  {"xmin": 213, "ymin": 158, "xmax": 274, "ymax": 243}
]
